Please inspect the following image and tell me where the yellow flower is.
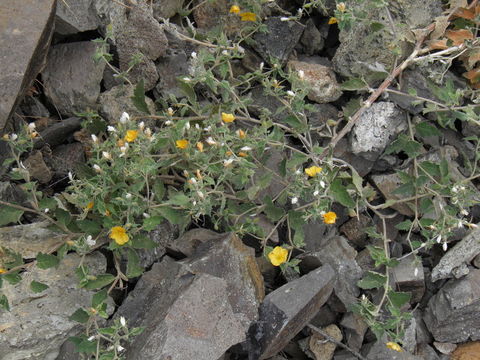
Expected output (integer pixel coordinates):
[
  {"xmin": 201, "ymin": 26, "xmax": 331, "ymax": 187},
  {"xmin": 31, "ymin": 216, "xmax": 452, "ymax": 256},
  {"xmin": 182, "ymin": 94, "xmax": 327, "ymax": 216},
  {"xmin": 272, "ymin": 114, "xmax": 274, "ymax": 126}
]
[
  {"xmin": 0, "ymin": 268, "xmax": 7, "ymax": 274},
  {"xmin": 124, "ymin": 130, "xmax": 138, "ymax": 143},
  {"xmin": 86, "ymin": 201, "xmax": 94, "ymax": 210},
  {"xmin": 238, "ymin": 152, "xmax": 248, "ymax": 157},
  {"xmin": 336, "ymin": 2, "xmax": 346, "ymax": 12},
  {"xmin": 109, "ymin": 226, "xmax": 129, "ymax": 245},
  {"xmin": 305, "ymin": 166, "xmax": 322, "ymax": 177},
  {"xmin": 221, "ymin": 112, "xmax": 235, "ymax": 123},
  {"xmin": 237, "ymin": 129, "xmax": 246, "ymax": 139},
  {"xmin": 176, "ymin": 139, "xmax": 189, "ymax": 149},
  {"xmin": 196, "ymin": 142, "xmax": 204, "ymax": 152},
  {"xmin": 66, "ymin": 240, "xmax": 75, "ymax": 246},
  {"xmin": 328, "ymin": 17, "xmax": 338, "ymax": 24},
  {"xmin": 268, "ymin": 246, "xmax": 289, "ymax": 266},
  {"xmin": 240, "ymin": 12, "xmax": 256, "ymax": 21},
  {"xmin": 105, "ymin": 209, "xmax": 111, "ymax": 216},
  {"xmin": 117, "ymin": 139, "xmax": 125, "ymax": 147},
  {"xmin": 323, "ymin": 211, "xmax": 337, "ymax": 224},
  {"xmin": 229, "ymin": 5, "xmax": 240, "ymax": 14},
  {"xmin": 226, "ymin": 150, "xmax": 233, "ymax": 157},
  {"xmin": 386, "ymin": 342, "xmax": 403, "ymax": 352}
]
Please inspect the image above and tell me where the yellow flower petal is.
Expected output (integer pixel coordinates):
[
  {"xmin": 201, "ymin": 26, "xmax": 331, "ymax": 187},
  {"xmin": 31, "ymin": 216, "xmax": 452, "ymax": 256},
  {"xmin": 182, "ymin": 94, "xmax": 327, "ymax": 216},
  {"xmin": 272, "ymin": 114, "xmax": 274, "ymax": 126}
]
[
  {"xmin": 196, "ymin": 142, "xmax": 204, "ymax": 152},
  {"xmin": 229, "ymin": 5, "xmax": 240, "ymax": 14},
  {"xmin": 176, "ymin": 139, "xmax": 189, "ymax": 149},
  {"xmin": 268, "ymin": 246, "xmax": 288, "ymax": 266},
  {"xmin": 238, "ymin": 152, "xmax": 248, "ymax": 157},
  {"xmin": 109, "ymin": 226, "xmax": 129, "ymax": 245},
  {"xmin": 305, "ymin": 166, "xmax": 322, "ymax": 177},
  {"xmin": 0, "ymin": 268, "xmax": 7, "ymax": 274},
  {"xmin": 328, "ymin": 17, "xmax": 338, "ymax": 24},
  {"xmin": 221, "ymin": 112, "xmax": 235, "ymax": 123},
  {"xmin": 240, "ymin": 12, "xmax": 256, "ymax": 22},
  {"xmin": 237, "ymin": 129, "xmax": 246, "ymax": 139},
  {"xmin": 124, "ymin": 130, "xmax": 138, "ymax": 142},
  {"xmin": 386, "ymin": 342, "xmax": 403, "ymax": 352},
  {"xmin": 86, "ymin": 201, "xmax": 94, "ymax": 210},
  {"xmin": 323, "ymin": 211, "xmax": 337, "ymax": 224}
]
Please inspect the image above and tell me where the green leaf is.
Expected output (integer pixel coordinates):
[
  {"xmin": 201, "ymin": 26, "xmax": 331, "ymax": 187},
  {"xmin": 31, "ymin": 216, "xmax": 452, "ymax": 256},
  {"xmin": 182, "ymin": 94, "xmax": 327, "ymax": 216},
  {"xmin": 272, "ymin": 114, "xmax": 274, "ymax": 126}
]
[
  {"xmin": 54, "ymin": 208, "xmax": 72, "ymax": 227},
  {"xmin": 83, "ymin": 274, "xmax": 115, "ymax": 290},
  {"xmin": 386, "ymin": 134, "xmax": 422, "ymax": 158},
  {"xmin": 264, "ymin": 196, "xmax": 284, "ymax": 222},
  {"xmin": 288, "ymin": 210, "xmax": 304, "ymax": 230},
  {"xmin": 341, "ymin": 78, "xmax": 368, "ymax": 91},
  {"xmin": 143, "ymin": 215, "xmax": 163, "ymax": 231},
  {"xmin": 415, "ymin": 122, "xmax": 441, "ymax": 137},
  {"xmin": 131, "ymin": 234, "xmax": 158, "ymax": 250},
  {"xmin": 76, "ymin": 219, "xmax": 101, "ymax": 234},
  {"xmin": 131, "ymin": 79, "xmax": 150, "ymax": 114},
  {"xmin": 370, "ymin": 21, "xmax": 385, "ymax": 32},
  {"xmin": 36, "ymin": 253, "xmax": 60, "ymax": 269},
  {"xmin": 92, "ymin": 289, "xmax": 108, "ymax": 308},
  {"xmin": 69, "ymin": 308, "xmax": 90, "ymax": 323},
  {"xmin": 178, "ymin": 79, "xmax": 197, "ymax": 103},
  {"xmin": 157, "ymin": 207, "xmax": 185, "ymax": 225},
  {"xmin": 358, "ymin": 271, "xmax": 387, "ymax": 289},
  {"xmin": 126, "ymin": 249, "xmax": 144, "ymax": 278},
  {"xmin": 283, "ymin": 115, "xmax": 307, "ymax": 132},
  {"xmin": 38, "ymin": 198, "xmax": 58, "ymax": 212},
  {"xmin": 3, "ymin": 272, "xmax": 22, "ymax": 285},
  {"xmin": 388, "ymin": 291, "xmax": 411, "ymax": 308},
  {"xmin": 395, "ymin": 220, "xmax": 412, "ymax": 231},
  {"xmin": 130, "ymin": 326, "xmax": 145, "ymax": 336},
  {"xmin": 0, "ymin": 205, "xmax": 23, "ymax": 226},
  {"xmin": 153, "ymin": 181, "xmax": 165, "ymax": 201},
  {"xmin": 0, "ymin": 295, "xmax": 9, "ymax": 311},
  {"xmin": 30, "ymin": 280, "xmax": 49, "ymax": 293},
  {"xmin": 330, "ymin": 179, "xmax": 355, "ymax": 208}
]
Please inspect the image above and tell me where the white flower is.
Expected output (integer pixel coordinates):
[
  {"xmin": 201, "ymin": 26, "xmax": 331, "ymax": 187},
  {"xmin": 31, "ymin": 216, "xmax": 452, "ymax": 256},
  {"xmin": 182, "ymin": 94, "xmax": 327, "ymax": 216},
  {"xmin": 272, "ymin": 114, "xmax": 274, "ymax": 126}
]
[
  {"xmin": 185, "ymin": 122, "xmax": 190, "ymax": 130},
  {"xmin": 125, "ymin": 193, "xmax": 132, "ymax": 199},
  {"xmin": 286, "ymin": 90, "xmax": 295, "ymax": 97},
  {"xmin": 195, "ymin": 123, "xmax": 200, "ymax": 129},
  {"xmin": 87, "ymin": 336, "xmax": 96, "ymax": 342},
  {"xmin": 44, "ymin": 208, "xmax": 49, "ymax": 213},
  {"xmin": 197, "ymin": 191, "xmax": 205, "ymax": 199},
  {"xmin": 414, "ymin": 267, "xmax": 418, "ymax": 277},
  {"xmin": 142, "ymin": 212, "xmax": 150, "ymax": 218},
  {"xmin": 206, "ymin": 137, "xmax": 217, "ymax": 145},
  {"xmin": 295, "ymin": 169, "xmax": 301, "ymax": 175},
  {"xmin": 192, "ymin": 200, "xmax": 197, "ymax": 206},
  {"xmin": 182, "ymin": 77, "xmax": 191, "ymax": 82},
  {"xmin": 117, "ymin": 345, "xmax": 125, "ymax": 352},
  {"xmin": 436, "ymin": 235, "xmax": 442, "ymax": 243},
  {"xmin": 189, "ymin": 177, "xmax": 197, "ymax": 184},
  {"xmin": 297, "ymin": 8, "xmax": 303, "ymax": 15},
  {"xmin": 86, "ymin": 235, "xmax": 96, "ymax": 247},
  {"xmin": 442, "ymin": 242, "xmax": 448, "ymax": 251},
  {"xmin": 320, "ymin": 180, "xmax": 326, "ymax": 188},
  {"xmin": 223, "ymin": 158, "xmax": 235, "ymax": 167},
  {"xmin": 119, "ymin": 146, "xmax": 127, "ymax": 157},
  {"xmin": 259, "ymin": 62, "xmax": 264, "ymax": 71},
  {"xmin": 119, "ymin": 112, "xmax": 130, "ymax": 124},
  {"xmin": 452, "ymin": 186, "xmax": 458, "ymax": 193},
  {"xmin": 457, "ymin": 221, "xmax": 464, "ymax": 228},
  {"xmin": 28, "ymin": 122, "xmax": 36, "ymax": 131},
  {"xmin": 138, "ymin": 121, "xmax": 145, "ymax": 131},
  {"xmin": 107, "ymin": 125, "xmax": 116, "ymax": 132},
  {"xmin": 93, "ymin": 164, "xmax": 102, "ymax": 173},
  {"xmin": 191, "ymin": 51, "xmax": 197, "ymax": 58},
  {"xmin": 240, "ymin": 146, "xmax": 252, "ymax": 151},
  {"xmin": 222, "ymin": 50, "xmax": 229, "ymax": 56},
  {"xmin": 461, "ymin": 209, "xmax": 469, "ymax": 216},
  {"xmin": 313, "ymin": 190, "xmax": 319, "ymax": 196},
  {"xmin": 280, "ymin": 17, "xmax": 289, "ymax": 21},
  {"xmin": 204, "ymin": 126, "xmax": 212, "ymax": 132},
  {"xmin": 102, "ymin": 151, "xmax": 112, "ymax": 160},
  {"xmin": 68, "ymin": 171, "xmax": 74, "ymax": 181},
  {"xmin": 10, "ymin": 133, "xmax": 18, "ymax": 141},
  {"xmin": 120, "ymin": 316, "xmax": 126, "ymax": 327},
  {"xmin": 291, "ymin": 197, "xmax": 298, "ymax": 205},
  {"xmin": 165, "ymin": 120, "xmax": 173, "ymax": 126},
  {"xmin": 91, "ymin": 134, "xmax": 98, "ymax": 143},
  {"xmin": 145, "ymin": 128, "xmax": 152, "ymax": 137},
  {"xmin": 298, "ymin": 70, "xmax": 305, "ymax": 79},
  {"xmin": 167, "ymin": 107, "xmax": 174, "ymax": 116}
]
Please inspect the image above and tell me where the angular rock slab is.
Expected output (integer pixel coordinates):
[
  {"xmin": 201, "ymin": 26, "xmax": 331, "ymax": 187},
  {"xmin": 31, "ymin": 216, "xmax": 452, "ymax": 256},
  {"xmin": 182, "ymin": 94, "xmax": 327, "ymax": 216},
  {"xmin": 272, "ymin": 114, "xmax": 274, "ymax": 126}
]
[
  {"xmin": 424, "ymin": 269, "xmax": 480, "ymax": 343},
  {"xmin": 42, "ymin": 41, "xmax": 106, "ymax": 116},
  {"xmin": 0, "ymin": 253, "xmax": 112, "ymax": 360},
  {"xmin": 55, "ymin": 0, "xmax": 100, "ymax": 35},
  {"xmin": 117, "ymin": 257, "xmax": 252, "ymax": 360},
  {"xmin": 248, "ymin": 264, "xmax": 335, "ymax": 359},
  {"xmin": 0, "ymin": 0, "xmax": 56, "ymax": 131}
]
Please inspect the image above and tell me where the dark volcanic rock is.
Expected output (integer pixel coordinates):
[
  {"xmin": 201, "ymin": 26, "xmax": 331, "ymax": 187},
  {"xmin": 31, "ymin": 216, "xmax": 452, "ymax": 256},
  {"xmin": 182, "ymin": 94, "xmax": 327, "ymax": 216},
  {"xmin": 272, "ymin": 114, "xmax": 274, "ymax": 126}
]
[
  {"xmin": 392, "ymin": 254, "xmax": 425, "ymax": 304},
  {"xmin": 55, "ymin": 0, "xmax": 100, "ymax": 35},
  {"xmin": 34, "ymin": 117, "xmax": 83, "ymax": 149},
  {"xmin": 0, "ymin": 0, "xmax": 56, "ymax": 131},
  {"xmin": 248, "ymin": 264, "xmax": 335, "ymax": 359}
]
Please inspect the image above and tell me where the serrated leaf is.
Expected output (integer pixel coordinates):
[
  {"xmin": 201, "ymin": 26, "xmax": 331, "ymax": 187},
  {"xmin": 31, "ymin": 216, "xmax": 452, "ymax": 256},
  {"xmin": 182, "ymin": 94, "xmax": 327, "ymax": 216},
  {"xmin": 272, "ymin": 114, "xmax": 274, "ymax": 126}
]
[
  {"xmin": 330, "ymin": 179, "xmax": 355, "ymax": 208},
  {"xmin": 341, "ymin": 78, "xmax": 368, "ymax": 91},
  {"xmin": 36, "ymin": 253, "xmax": 60, "ymax": 269},
  {"xmin": 388, "ymin": 291, "xmax": 411, "ymax": 308},
  {"xmin": 395, "ymin": 220, "xmax": 413, "ymax": 231},
  {"xmin": 76, "ymin": 219, "xmax": 101, "ymax": 234},
  {"xmin": 0, "ymin": 205, "xmax": 23, "ymax": 226},
  {"xmin": 131, "ymin": 234, "xmax": 158, "ymax": 250},
  {"xmin": 92, "ymin": 289, "xmax": 108, "ymax": 308},
  {"xmin": 0, "ymin": 295, "xmax": 9, "ymax": 311},
  {"xmin": 143, "ymin": 215, "xmax": 163, "ymax": 231},
  {"xmin": 83, "ymin": 274, "xmax": 115, "ymax": 290},
  {"xmin": 54, "ymin": 208, "xmax": 71, "ymax": 227},
  {"xmin": 264, "ymin": 196, "xmax": 284, "ymax": 222},
  {"xmin": 30, "ymin": 280, "xmax": 49, "ymax": 293},
  {"xmin": 69, "ymin": 308, "xmax": 90, "ymax": 323},
  {"xmin": 156, "ymin": 207, "xmax": 185, "ymax": 225},
  {"xmin": 153, "ymin": 181, "xmax": 165, "ymax": 201},
  {"xmin": 3, "ymin": 272, "xmax": 22, "ymax": 285},
  {"xmin": 415, "ymin": 122, "xmax": 441, "ymax": 137},
  {"xmin": 358, "ymin": 271, "xmax": 387, "ymax": 289},
  {"xmin": 126, "ymin": 249, "xmax": 144, "ymax": 278},
  {"xmin": 131, "ymin": 79, "xmax": 150, "ymax": 114},
  {"xmin": 178, "ymin": 79, "xmax": 197, "ymax": 103}
]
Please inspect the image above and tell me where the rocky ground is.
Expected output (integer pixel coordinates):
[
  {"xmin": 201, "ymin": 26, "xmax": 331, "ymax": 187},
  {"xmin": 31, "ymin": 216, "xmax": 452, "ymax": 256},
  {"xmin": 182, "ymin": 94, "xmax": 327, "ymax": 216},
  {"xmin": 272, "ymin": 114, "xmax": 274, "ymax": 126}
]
[{"xmin": 1, "ymin": 0, "xmax": 480, "ymax": 359}]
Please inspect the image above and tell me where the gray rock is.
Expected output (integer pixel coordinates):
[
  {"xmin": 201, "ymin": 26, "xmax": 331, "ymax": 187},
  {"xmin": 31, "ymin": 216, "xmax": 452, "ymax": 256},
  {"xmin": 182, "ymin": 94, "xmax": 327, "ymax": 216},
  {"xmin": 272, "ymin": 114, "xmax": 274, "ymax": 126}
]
[
  {"xmin": 431, "ymin": 225, "xmax": 480, "ymax": 282},
  {"xmin": 192, "ymin": 0, "xmax": 227, "ymax": 31},
  {"xmin": 0, "ymin": 221, "xmax": 67, "ymax": 259},
  {"xmin": 302, "ymin": 324, "xmax": 342, "ymax": 360},
  {"xmin": 333, "ymin": 138, "xmax": 375, "ymax": 177},
  {"xmin": 55, "ymin": 0, "xmax": 100, "ymax": 35},
  {"xmin": 247, "ymin": 264, "xmax": 335, "ymax": 359},
  {"xmin": 93, "ymin": 0, "xmax": 127, "ymax": 40},
  {"xmin": 155, "ymin": 48, "xmax": 191, "ymax": 99},
  {"xmin": 299, "ymin": 19, "xmax": 325, "ymax": 56},
  {"xmin": 34, "ymin": 117, "xmax": 83, "ymax": 149},
  {"xmin": 48, "ymin": 142, "xmax": 85, "ymax": 177},
  {"xmin": 0, "ymin": 182, "xmax": 28, "ymax": 208},
  {"xmin": 433, "ymin": 342, "xmax": 457, "ymax": 355},
  {"xmin": 340, "ymin": 312, "xmax": 368, "ymax": 352},
  {"xmin": 350, "ymin": 102, "xmax": 407, "ymax": 162},
  {"xmin": 117, "ymin": 257, "xmax": 251, "ymax": 360},
  {"xmin": 97, "ymin": 85, "xmax": 156, "ymax": 124},
  {"xmin": 152, "ymin": 0, "xmax": 186, "ymax": 20},
  {"xmin": 116, "ymin": 5, "xmax": 168, "ymax": 91},
  {"xmin": 247, "ymin": 86, "xmax": 287, "ymax": 124},
  {"xmin": 371, "ymin": 172, "xmax": 414, "ymax": 216},
  {"xmin": 424, "ymin": 269, "xmax": 480, "ymax": 342},
  {"xmin": 0, "ymin": 0, "xmax": 56, "ymax": 131},
  {"xmin": 416, "ymin": 344, "xmax": 442, "ymax": 360},
  {"xmin": 365, "ymin": 337, "xmax": 422, "ymax": 360},
  {"xmin": 339, "ymin": 214, "xmax": 372, "ymax": 249},
  {"xmin": 19, "ymin": 96, "xmax": 50, "ymax": 119},
  {"xmin": 288, "ymin": 60, "xmax": 342, "ymax": 104},
  {"xmin": 253, "ymin": 17, "xmax": 304, "ymax": 64},
  {"xmin": 254, "ymin": 148, "xmax": 288, "ymax": 201},
  {"xmin": 167, "ymin": 228, "xmax": 225, "ymax": 257},
  {"xmin": 0, "ymin": 253, "xmax": 113, "ymax": 360},
  {"xmin": 24, "ymin": 150, "xmax": 52, "ymax": 184},
  {"xmin": 136, "ymin": 222, "xmax": 179, "ymax": 269},
  {"xmin": 391, "ymin": 254, "xmax": 425, "ymax": 303},
  {"xmin": 42, "ymin": 42, "xmax": 106, "ymax": 116}
]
